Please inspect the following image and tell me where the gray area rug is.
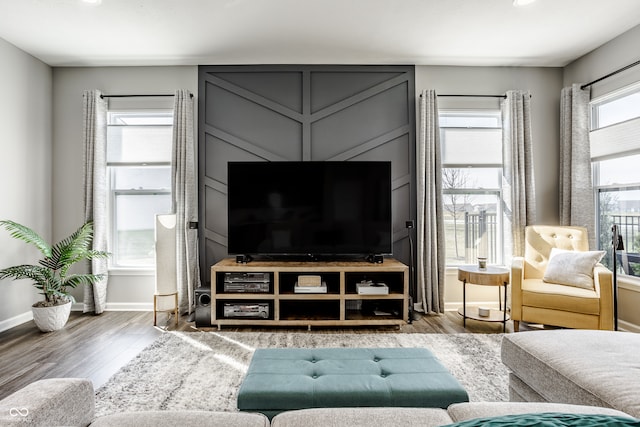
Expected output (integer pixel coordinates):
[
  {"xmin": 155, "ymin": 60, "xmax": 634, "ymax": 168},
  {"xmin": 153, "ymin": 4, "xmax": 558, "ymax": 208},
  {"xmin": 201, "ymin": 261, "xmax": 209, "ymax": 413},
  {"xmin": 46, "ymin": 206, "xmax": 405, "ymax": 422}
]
[{"xmin": 94, "ymin": 332, "xmax": 508, "ymax": 417}]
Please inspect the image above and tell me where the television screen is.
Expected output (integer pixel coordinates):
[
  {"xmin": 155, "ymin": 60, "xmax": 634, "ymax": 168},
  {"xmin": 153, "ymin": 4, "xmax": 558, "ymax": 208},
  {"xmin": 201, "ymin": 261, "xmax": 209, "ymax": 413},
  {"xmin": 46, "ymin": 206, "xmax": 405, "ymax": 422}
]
[{"xmin": 227, "ymin": 161, "xmax": 392, "ymax": 259}]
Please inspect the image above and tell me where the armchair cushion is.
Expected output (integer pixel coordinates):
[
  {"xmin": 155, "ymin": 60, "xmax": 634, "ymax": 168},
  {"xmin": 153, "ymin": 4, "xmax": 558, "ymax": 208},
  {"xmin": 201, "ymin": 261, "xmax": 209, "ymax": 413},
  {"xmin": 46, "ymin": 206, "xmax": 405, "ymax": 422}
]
[
  {"xmin": 543, "ymin": 248, "xmax": 605, "ymax": 290},
  {"xmin": 522, "ymin": 279, "xmax": 601, "ymax": 315}
]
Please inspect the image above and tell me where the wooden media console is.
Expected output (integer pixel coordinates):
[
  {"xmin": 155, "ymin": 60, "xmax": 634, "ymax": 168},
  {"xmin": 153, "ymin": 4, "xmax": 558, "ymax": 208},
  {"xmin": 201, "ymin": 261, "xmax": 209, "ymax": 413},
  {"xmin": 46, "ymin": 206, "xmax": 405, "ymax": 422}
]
[{"xmin": 210, "ymin": 258, "xmax": 408, "ymax": 329}]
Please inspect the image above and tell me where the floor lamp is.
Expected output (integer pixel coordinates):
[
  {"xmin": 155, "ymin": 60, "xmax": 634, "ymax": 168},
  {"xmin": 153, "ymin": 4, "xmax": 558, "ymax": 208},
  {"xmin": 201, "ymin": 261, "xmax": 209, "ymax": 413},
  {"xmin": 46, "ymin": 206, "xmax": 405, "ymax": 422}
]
[
  {"xmin": 612, "ymin": 224, "xmax": 624, "ymax": 331},
  {"xmin": 406, "ymin": 220, "xmax": 419, "ymax": 323},
  {"xmin": 154, "ymin": 214, "xmax": 179, "ymax": 327}
]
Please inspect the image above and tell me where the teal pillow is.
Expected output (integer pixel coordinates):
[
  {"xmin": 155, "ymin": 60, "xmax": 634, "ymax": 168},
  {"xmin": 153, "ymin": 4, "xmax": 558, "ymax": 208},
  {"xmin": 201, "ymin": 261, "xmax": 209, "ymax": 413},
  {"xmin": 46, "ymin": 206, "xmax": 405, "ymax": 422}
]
[{"xmin": 444, "ymin": 412, "xmax": 640, "ymax": 426}]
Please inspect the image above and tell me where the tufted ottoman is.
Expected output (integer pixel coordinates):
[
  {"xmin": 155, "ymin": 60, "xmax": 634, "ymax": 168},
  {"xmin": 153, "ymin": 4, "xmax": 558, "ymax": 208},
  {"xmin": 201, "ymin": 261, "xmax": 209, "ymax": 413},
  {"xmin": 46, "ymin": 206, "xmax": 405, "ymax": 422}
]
[{"xmin": 237, "ymin": 347, "xmax": 469, "ymax": 418}]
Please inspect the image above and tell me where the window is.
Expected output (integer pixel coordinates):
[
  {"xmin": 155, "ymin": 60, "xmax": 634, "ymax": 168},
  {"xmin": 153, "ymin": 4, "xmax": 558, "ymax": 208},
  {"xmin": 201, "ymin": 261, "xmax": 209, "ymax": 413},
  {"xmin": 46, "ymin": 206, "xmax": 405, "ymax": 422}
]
[
  {"xmin": 591, "ymin": 84, "xmax": 640, "ymax": 279},
  {"xmin": 591, "ymin": 88, "xmax": 640, "ymax": 128},
  {"xmin": 107, "ymin": 111, "xmax": 173, "ymax": 268},
  {"xmin": 439, "ymin": 110, "xmax": 504, "ymax": 266}
]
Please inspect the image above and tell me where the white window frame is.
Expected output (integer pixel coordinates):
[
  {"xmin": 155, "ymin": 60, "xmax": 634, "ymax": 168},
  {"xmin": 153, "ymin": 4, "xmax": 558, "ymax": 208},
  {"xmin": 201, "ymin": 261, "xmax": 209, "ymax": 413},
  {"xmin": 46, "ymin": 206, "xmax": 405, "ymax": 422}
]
[
  {"xmin": 106, "ymin": 110, "xmax": 173, "ymax": 271},
  {"xmin": 439, "ymin": 109, "xmax": 505, "ymax": 267},
  {"xmin": 591, "ymin": 82, "xmax": 640, "ymax": 283}
]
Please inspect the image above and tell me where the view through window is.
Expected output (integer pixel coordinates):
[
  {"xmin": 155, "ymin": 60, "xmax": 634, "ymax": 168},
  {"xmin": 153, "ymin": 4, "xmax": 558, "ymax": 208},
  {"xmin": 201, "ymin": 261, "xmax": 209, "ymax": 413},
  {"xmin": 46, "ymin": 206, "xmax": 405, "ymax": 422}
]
[
  {"xmin": 439, "ymin": 110, "xmax": 504, "ymax": 266},
  {"xmin": 591, "ymin": 84, "xmax": 640, "ymax": 279},
  {"xmin": 107, "ymin": 111, "xmax": 173, "ymax": 268}
]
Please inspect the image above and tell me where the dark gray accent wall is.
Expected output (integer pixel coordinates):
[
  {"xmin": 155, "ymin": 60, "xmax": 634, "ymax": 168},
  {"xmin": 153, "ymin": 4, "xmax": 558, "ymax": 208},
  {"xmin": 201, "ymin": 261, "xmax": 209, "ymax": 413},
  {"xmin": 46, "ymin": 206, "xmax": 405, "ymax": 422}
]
[{"xmin": 198, "ymin": 65, "xmax": 416, "ymax": 285}]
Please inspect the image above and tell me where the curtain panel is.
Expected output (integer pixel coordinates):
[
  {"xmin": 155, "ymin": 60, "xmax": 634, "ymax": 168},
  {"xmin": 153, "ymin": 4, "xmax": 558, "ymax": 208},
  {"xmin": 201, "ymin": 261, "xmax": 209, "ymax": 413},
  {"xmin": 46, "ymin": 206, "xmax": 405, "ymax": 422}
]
[
  {"xmin": 416, "ymin": 90, "xmax": 445, "ymax": 314},
  {"xmin": 172, "ymin": 90, "xmax": 201, "ymax": 314},
  {"xmin": 82, "ymin": 89, "xmax": 109, "ymax": 314},
  {"xmin": 560, "ymin": 84, "xmax": 595, "ymax": 248},
  {"xmin": 502, "ymin": 90, "xmax": 536, "ymax": 258}
]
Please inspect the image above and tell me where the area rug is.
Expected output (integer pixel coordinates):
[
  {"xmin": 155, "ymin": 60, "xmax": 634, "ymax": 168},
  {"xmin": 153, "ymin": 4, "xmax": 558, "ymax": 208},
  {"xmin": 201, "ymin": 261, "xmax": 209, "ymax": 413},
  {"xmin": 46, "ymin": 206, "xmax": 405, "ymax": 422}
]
[{"xmin": 94, "ymin": 332, "xmax": 508, "ymax": 417}]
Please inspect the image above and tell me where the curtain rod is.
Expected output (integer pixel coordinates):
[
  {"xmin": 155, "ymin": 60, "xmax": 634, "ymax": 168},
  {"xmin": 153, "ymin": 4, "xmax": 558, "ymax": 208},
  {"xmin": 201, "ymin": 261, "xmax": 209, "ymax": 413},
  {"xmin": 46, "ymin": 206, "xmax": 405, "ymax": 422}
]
[
  {"xmin": 437, "ymin": 94, "xmax": 506, "ymax": 98},
  {"xmin": 419, "ymin": 93, "xmax": 506, "ymax": 98},
  {"xmin": 581, "ymin": 59, "xmax": 640, "ymax": 90},
  {"xmin": 421, "ymin": 93, "xmax": 533, "ymax": 99},
  {"xmin": 100, "ymin": 93, "xmax": 193, "ymax": 99}
]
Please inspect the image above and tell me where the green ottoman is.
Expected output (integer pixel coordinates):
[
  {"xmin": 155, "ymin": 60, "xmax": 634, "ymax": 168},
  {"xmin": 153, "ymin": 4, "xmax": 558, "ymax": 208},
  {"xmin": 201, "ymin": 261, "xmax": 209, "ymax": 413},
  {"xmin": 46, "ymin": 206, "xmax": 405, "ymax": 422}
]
[{"xmin": 237, "ymin": 347, "xmax": 469, "ymax": 418}]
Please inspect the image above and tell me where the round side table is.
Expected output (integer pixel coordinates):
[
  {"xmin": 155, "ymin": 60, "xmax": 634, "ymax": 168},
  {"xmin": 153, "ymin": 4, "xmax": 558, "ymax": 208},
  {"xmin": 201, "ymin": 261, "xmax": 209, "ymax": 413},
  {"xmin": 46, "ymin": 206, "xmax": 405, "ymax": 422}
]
[{"xmin": 457, "ymin": 265, "xmax": 510, "ymax": 332}]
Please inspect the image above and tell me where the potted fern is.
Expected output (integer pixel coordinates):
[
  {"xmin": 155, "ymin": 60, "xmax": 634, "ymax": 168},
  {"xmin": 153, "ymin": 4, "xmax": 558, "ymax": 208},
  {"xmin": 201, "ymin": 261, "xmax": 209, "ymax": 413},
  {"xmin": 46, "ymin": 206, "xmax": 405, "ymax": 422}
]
[{"xmin": 0, "ymin": 220, "xmax": 109, "ymax": 332}]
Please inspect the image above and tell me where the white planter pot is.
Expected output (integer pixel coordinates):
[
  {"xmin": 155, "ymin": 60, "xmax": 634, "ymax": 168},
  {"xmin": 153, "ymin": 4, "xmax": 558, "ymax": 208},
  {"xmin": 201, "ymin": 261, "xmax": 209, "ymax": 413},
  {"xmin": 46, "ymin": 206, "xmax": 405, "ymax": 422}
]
[{"xmin": 31, "ymin": 301, "xmax": 72, "ymax": 332}]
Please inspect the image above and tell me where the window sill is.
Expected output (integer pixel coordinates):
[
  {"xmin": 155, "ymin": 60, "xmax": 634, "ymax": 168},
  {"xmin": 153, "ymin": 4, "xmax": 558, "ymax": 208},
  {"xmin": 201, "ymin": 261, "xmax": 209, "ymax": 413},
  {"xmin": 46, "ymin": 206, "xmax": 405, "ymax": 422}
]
[
  {"xmin": 108, "ymin": 268, "xmax": 154, "ymax": 276},
  {"xmin": 618, "ymin": 275, "xmax": 640, "ymax": 292}
]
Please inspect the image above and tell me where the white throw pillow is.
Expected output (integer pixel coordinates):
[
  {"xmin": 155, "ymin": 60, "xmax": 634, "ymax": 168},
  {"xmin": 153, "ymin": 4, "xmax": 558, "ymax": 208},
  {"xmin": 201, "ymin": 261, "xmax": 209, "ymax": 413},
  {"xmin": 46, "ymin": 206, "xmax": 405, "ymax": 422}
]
[{"xmin": 542, "ymin": 248, "xmax": 606, "ymax": 290}]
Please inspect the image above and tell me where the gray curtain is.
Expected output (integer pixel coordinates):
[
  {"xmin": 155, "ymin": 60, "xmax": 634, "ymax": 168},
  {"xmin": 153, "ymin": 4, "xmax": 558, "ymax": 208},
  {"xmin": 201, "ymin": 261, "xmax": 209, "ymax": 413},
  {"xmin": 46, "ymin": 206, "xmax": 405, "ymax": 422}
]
[
  {"xmin": 82, "ymin": 89, "xmax": 109, "ymax": 314},
  {"xmin": 502, "ymin": 90, "xmax": 536, "ymax": 258},
  {"xmin": 416, "ymin": 90, "xmax": 445, "ymax": 314},
  {"xmin": 172, "ymin": 90, "xmax": 201, "ymax": 314},
  {"xmin": 560, "ymin": 84, "xmax": 595, "ymax": 247}
]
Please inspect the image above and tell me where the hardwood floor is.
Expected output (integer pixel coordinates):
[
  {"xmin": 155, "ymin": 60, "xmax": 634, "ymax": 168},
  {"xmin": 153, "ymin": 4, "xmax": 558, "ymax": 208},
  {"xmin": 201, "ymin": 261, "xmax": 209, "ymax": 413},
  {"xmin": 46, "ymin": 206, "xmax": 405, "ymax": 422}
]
[{"xmin": 0, "ymin": 309, "xmax": 533, "ymax": 401}]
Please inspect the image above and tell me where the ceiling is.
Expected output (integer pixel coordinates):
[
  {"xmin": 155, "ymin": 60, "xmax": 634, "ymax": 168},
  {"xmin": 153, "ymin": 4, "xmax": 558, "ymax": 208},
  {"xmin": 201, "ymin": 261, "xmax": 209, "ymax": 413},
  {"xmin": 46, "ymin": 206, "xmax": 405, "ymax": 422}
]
[{"xmin": 1, "ymin": 0, "xmax": 640, "ymax": 67}]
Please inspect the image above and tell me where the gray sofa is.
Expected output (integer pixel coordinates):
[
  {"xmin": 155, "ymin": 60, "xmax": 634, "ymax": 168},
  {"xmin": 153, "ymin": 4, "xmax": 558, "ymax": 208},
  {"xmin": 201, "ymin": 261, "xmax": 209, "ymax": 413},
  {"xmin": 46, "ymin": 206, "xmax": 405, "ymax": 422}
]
[
  {"xmin": 0, "ymin": 377, "xmax": 635, "ymax": 427},
  {"xmin": 501, "ymin": 329, "xmax": 640, "ymax": 418}
]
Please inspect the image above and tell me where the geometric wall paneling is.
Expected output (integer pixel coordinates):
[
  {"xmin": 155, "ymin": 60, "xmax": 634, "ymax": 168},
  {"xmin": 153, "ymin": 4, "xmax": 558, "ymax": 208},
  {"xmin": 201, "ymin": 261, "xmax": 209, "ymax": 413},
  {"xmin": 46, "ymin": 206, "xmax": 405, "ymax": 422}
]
[
  {"xmin": 204, "ymin": 238, "xmax": 228, "ymax": 282},
  {"xmin": 204, "ymin": 185, "xmax": 227, "ymax": 243},
  {"xmin": 310, "ymin": 81, "xmax": 410, "ymax": 160},
  {"xmin": 198, "ymin": 65, "xmax": 415, "ymax": 286},
  {"xmin": 310, "ymin": 71, "xmax": 404, "ymax": 113},
  {"xmin": 392, "ymin": 180, "xmax": 412, "ymax": 238},
  {"xmin": 336, "ymin": 134, "xmax": 410, "ymax": 176},
  {"xmin": 204, "ymin": 133, "xmax": 265, "ymax": 183},
  {"xmin": 203, "ymin": 82, "xmax": 302, "ymax": 160},
  {"xmin": 213, "ymin": 71, "xmax": 303, "ymax": 114}
]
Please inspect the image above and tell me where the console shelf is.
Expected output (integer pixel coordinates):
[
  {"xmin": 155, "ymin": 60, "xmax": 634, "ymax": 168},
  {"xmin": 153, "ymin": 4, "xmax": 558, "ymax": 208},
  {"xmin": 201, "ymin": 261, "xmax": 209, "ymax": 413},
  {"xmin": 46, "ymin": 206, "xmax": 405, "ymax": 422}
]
[{"xmin": 210, "ymin": 258, "xmax": 408, "ymax": 329}]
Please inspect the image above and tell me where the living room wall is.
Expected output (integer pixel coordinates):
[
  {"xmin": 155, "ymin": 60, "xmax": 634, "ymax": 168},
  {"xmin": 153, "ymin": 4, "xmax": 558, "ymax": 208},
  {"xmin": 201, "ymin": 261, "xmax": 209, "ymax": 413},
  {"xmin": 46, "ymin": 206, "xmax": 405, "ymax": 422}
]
[
  {"xmin": 50, "ymin": 64, "xmax": 563, "ymax": 313},
  {"xmin": 0, "ymin": 38, "xmax": 53, "ymax": 330},
  {"xmin": 52, "ymin": 66, "xmax": 198, "ymax": 311},
  {"xmin": 415, "ymin": 65, "xmax": 564, "ymax": 310}
]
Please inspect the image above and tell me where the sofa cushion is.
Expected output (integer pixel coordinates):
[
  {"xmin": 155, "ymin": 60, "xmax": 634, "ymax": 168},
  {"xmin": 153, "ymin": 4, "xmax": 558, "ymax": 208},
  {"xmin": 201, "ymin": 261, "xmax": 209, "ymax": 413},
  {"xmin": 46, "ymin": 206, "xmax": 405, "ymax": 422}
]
[
  {"xmin": 90, "ymin": 410, "xmax": 270, "ymax": 427},
  {"xmin": 0, "ymin": 378, "xmax": 94, "ymax": 427},
  {"xmin": 501, "ymin": 330, "xmax": 640, "ymax": 418},
  {"xmin": 270, "ymin": 407, "xmax": 454, "ymax": 427},
  {"xmin": 543, "ymin": 248, "xmax": 605, "ymax": 289}
]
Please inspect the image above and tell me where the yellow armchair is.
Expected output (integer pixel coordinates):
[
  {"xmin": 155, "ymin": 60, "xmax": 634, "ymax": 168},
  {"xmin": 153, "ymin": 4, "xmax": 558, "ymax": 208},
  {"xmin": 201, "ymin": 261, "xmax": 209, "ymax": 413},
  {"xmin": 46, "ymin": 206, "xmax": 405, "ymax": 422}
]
[{"xmin": 511, "ymin": 225, "xmax": 614, "ymax": 332}]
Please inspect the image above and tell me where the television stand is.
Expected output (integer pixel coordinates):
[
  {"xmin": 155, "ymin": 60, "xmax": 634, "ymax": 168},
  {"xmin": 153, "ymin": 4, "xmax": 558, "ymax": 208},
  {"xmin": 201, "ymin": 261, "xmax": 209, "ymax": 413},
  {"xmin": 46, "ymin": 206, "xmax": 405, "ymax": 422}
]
[
  {"xmin": 235, "ymin": 254, "xmax": 253, "ymax": 264},
  {"xmin": 209, "ymin": 258, "xmax": 408, "ymax": 329},
  {"xmin": 365, "ymin": 254, "xmax": 384, "ymax": 264}
]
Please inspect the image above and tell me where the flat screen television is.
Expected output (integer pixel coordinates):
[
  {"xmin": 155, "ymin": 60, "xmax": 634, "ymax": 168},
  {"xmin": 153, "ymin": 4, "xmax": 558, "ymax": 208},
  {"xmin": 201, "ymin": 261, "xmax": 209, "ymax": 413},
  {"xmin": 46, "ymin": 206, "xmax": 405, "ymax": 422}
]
[{"xmin": 227, "ymin": 161, "xmax": 392, "ymax": 260}]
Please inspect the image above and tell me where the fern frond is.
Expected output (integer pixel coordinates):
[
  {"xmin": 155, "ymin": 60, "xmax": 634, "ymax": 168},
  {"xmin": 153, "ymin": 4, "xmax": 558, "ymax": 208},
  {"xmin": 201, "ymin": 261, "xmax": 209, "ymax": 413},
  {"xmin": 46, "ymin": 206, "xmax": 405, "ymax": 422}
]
[
  {"xmin": 1, "ymin": 220, "xmax": 110, "ymax": 304},
  {"xmin": 0, "ymin": 220, "xmax": 52, "ymax": 257},
  {"xmin": 0, "ymin": 265, "xmax": 51, "ymax": 284},
  {"xmin": 45, "ymin": 222, "xmax": 93, "ymax": 271},
  {"xmin": 62, "ymin": 273, "xmax": 105, "ymax": 289}
]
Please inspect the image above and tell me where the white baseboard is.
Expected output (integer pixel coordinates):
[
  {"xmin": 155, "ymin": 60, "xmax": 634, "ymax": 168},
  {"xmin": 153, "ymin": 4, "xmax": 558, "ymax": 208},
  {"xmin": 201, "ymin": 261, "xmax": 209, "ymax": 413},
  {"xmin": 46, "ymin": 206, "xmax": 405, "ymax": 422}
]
[
  {"xmin": 444, "ymin": 301, "xmax": 500, "ymax": 312},
  {"xmin": 8, "ymin": 302, "xmax": 637, "ymax": 331},
  {"xmin": 106, "ymin": 302, "xmax": 154, "ymax": 311},
  {"xmin": 71, "ymin": 302, "xmax": 154, "ymax": 312},
  {"xmin": 1, "ymin": 303, "xmax": 154, "ymax": 332},
  {"xmin": 0, "ymin": 311, "xmax": 33, "ymax": 333},
  {"xmin": 618, "ymin": 319, "xmax": 640, "ymax": 333}
]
